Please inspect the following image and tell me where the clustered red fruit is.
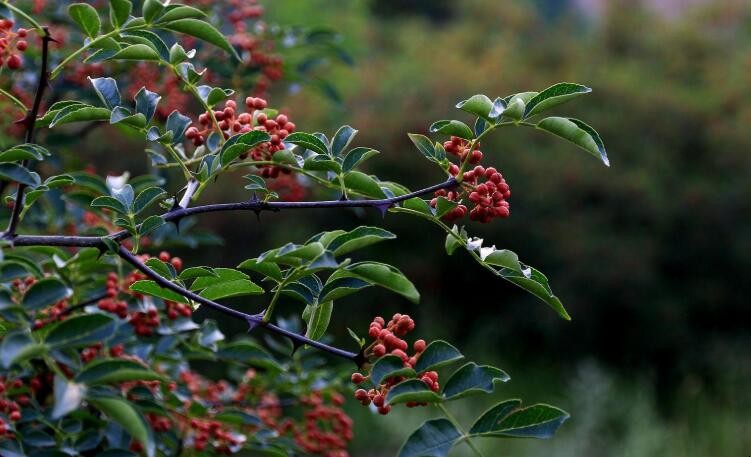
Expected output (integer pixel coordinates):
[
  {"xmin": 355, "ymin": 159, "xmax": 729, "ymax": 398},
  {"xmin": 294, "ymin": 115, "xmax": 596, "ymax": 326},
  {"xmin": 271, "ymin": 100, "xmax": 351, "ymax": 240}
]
[
  {"xmin": 186, "ymin": 96, "xmax": 296, "ymax": 178},
  {"xmin": 0, "ymin": 20, "xmax": 28, "ymax": 71},
  {"xmin": 187, "ymin": 417, "xmax": 244, "ymax": 453},
  {"xmin": 278, "ymin": 391, "xmax": 352, "ymax": 457},
  {"xmin": 0, "ymin": 377, "xmax": 25, "ymax": 436},
  {"xmin": 224, "ymin": 0, "xmax": 284, "ymax": 96},
  {"xmin": 443, "ymin": 135, "xmax": 484, "ymax": 165},
  {"xmin": 434, "ymin": 164, "xmax": 512, "ymax": 223},
  {"xmin": 351, "ymin": 314, "xmax": 438, "ymax": 414},
  {"xmin": 97, "ymin": 251, "xmax": 191, "ymax": 336}
]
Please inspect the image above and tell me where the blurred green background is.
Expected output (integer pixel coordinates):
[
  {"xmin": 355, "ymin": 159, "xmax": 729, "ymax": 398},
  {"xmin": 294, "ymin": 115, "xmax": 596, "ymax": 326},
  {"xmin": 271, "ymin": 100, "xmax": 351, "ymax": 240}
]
[
  {"xmin": 265, "ymin": 1, "xmax": 751, "ymax": 455},
  {"xmin": 74, "ymin": 0, "xmax": 751, "ymax": 455}
]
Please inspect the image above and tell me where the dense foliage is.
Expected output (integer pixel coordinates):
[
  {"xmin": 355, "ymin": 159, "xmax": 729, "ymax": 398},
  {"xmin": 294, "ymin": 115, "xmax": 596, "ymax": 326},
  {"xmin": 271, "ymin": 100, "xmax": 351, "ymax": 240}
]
[{"xmin": 0, "ymin": 1, "xmax": 607, "ymax": 455}]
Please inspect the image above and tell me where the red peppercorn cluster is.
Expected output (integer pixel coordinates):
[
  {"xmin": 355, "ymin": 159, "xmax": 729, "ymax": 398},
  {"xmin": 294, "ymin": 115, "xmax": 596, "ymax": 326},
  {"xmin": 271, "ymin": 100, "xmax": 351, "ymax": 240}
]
[
  {"xmin": 186, "ymin": 97, "xmax": 296, "ymax": 178},
  {"xmin": 285, "ymin": 391, "xmax": 352, "ymax": 457},
  {"xmin": 0, "ymin": 20, "xmax": 28, "ymax": 70},
  {"xmin": 432, "ymin": 164, "xmax": 512, "ymax": 223},
  {"xmin": 187, "ymin": 417, "xmax": 244, "ymax": 454},
  {"xmin": 11, "ymin": 276, "xmax": 72, "ymax": 330},
  {"xmin": 0, "ymin": 378, "xmax": 25, "ymax": 434},
  {"xmin": 351, "ymin": 314, "xmax": 439, "ymax": 414},
  {"xmin": 97, "ymin": 252, "xmax": 191, "ymax": 336},
  {"xmin": 267, "ymin": 173, "xmax": 307, "ymax": 201},
  {"xmin": 443, "ymin": 136, "xmax": 484, "ymax": 165}
]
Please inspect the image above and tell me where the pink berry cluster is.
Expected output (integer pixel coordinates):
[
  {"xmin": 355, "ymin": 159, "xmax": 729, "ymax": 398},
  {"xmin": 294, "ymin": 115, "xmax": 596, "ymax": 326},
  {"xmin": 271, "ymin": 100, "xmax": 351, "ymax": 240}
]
[
  {"xmin": 186, "ymin": 96, "xmax": 297, "ymax": 178},
  {"xmin": 0, "ymin": 20, "xmax": 27, "ymax": 70},
  {"xmin": 432, "ymin": 163, "xmax": 512, "ymax": 223},
  {"xmin": 351, "ymin": 314, "xmax": 439, "ymax": 415},
  {"xmin": 283, "ymin": 392, "xmax": 352, "ymax": 457},
  {"xmin": 97, "ymin": 251, "xmax": 191, "ymax": 337},
  {"xmin": 443, "ymin": 135, "xmax": 484, "ymax": 165}
]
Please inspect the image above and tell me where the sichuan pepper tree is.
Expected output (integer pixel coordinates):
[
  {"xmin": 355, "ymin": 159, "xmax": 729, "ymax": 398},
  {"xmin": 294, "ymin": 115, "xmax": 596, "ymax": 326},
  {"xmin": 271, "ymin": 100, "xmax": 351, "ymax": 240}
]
[{"xmin": 0, "ymin": 1, "xmax": 609, "ymax": 456}]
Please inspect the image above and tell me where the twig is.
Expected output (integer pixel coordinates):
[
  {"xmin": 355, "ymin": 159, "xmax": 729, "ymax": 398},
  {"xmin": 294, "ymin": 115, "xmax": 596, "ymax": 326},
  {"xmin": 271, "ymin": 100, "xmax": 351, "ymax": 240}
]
[
  {"xmin": 117, "ymin": 246, "xmax": 360, "ymax": 363},
  {"xmin": 4, "ymin": 28, "xmax": 53, "ymax": 239}
]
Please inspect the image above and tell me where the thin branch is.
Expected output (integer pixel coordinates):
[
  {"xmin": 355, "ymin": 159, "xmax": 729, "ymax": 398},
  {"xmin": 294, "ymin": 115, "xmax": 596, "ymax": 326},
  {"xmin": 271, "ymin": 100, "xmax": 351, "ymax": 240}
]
[
  {"xmin": 59, "ymin": 292, "xmax": 109, "ymax": 317},
  {"xmin": 7, "ymin": 177, "xmax": 457, "ymax": 247},
  {"xmin": 117, "ymin": 246, "xmax": 360, "ymax": 363},
  {"xmin": 4, "ymin": 28, "xmax": 53, "ymax": 239}
]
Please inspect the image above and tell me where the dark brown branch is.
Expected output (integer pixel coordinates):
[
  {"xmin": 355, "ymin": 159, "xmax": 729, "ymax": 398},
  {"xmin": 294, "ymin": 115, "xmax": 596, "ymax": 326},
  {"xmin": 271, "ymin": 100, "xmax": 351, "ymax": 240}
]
[
  {"xmin": 4, "ymin": 28, "xmax": 53, "ymax": 239},
  {"xmin": 7, "ymin": 178, "xmax": 457, "ymax": 247},
  {"xmin": 117, "ymin": 246, "xmax": 360, "ymax": 363}
]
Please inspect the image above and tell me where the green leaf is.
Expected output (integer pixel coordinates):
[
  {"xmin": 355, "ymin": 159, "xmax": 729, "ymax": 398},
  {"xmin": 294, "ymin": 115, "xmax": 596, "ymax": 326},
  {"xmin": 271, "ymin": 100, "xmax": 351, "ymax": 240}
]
[
  {"xmin": 429, "ymin": 120, "xmax": 474, "ymax": 140},
  {"xmin": 89, "ymin": 77, "xmax": 121, "ymax": 109},
  {"xmin": 456, "ymin": 94, "xmax": 502, "ymax": 122},
  {"xmin": 68, "ymin": 3, "xmax": 101, "ymax": 38},
  {"xmin": 326, "ymin": 226, "xmax": 395, "ymax": 256},
  {"xmin": 0, "ymin": 332, "xmax": 46, "ymax": 368},
  {"xmin": 434, "ymin": 196, "xmax": 458, "ymax": 219},
  {"xmin": 196, "ymin": 85, "xmax": 234, "ymax": 107},
  {"xmin": 0, "ymin": 163, "xmax": 41, "ymax": 187},
  {"xmin": 283, "ymin": 132, "xmax": 329, "ymax": 155},
  {"xmin": 304, "ymin": 301, "xmax": 333, "ymax": 340},
  {"xmin": 191, "ymin": 268, "xmax": 249, "ymax": 289},
  {"xmin": 236, "ymin": 259, "xmax": 283, "ymax": 282},
  {"xmin": 76, "ymin": 359, "xmax": 164, "ymax": 385},
  {"xmin": 159, "ymin": 18, "xmax": 239, "ymax": 60},
  {"xmin": 343, "ymin": 171, "xmax": 386, "ymax": 199},
  {"xmin": 0, "ymin": 143, "xmax": 50, "ymax": 162},
  {"xmin": 502, "ymin": 98, "xmax": 526, "ymax": 121},
  {"xmin": 407, "ymin": 133, "xmax": 435, "ymax": 160},
  {"xmin": 318, "ymin": 277, "xmax": 370, "ymax": 303},
  {"xmin": 482, "ymin": 249, "xmax": 523, "ymax": 273},
  {"xmin": 398, "ymin": 419, "xmax": 461, "ymax": 457},
  {"xmin": 142, "ymin": 0, "xmax": 164, "ymax": 22},
  {"xmin": 523, "ymin": 82, "xmax": 591, "ymax": 118},
  {"xmin": 219, "ymin": 131, "xmax": 271, "ymax": 166},
  {"xmin": 121, "ymin": 30, "xmax": 170, "ymax": 61},
  {"xmin": 45, "ymin": 314, "xmax": 116, "ymax": 349},
  {"xmin": 110, "ymin": 44, "xmax": 160, "ymax": 61},
  {"xmin": 22, "ymin": 277, "xmax": 73, "ymax": 310},
  {"xmin": 156, "ymin": 5, "xmax": 207, "ymax": 22},
  {"xmin": 443, "ymin": 363, "xmax": 509, "ymax": 400},
  {"xmin": 88, "ymin": 396, "xmax": 151, "ymax": 450},
  {"xmin": 134, "ymin": 88, "xmax": 161, "ymax": 122},
  {"xmin": 402, "ymin": 197, "xmax": 433, "ymax": 216},
  {"xmin": 132, "ymin": 187, "xmax": 165, "ymax": 214},
  {"xmin": 498, "ymin": 265, "xmax": 570, "ymax": 320},
  {"xmin": 130, "ymin": 280, "xmax": 186, "ymax": 303},
  {"xmin": 139, "ymin": 215, "xmax": 164, "ymax": 236},
  {"xmin": 536, "ymin": 117, "xmax": 609, "ymax": 166},
  {"xmin": 216, "ymin": 341, "xmax": 280, "ymax": 370},
  {"xmin": 49, "ymin": 106, "xmax": 111, "ymax": 127},
  {"xmin": 331, "ymin": 125, "xmax": 358, "ymax": 157},
  {"xmin": 332, "ymin": 262, "xmax": 419, "ymax": 303},
  {"xmin": 199, "ymin": 279, "xmax": 264, "ymax": 300},
  {"xmin": 370, "ymin": 355, "xmax": 416, "ymax": 386},
  {"xmin": 303, "ymin": 155, "xmax": 342, "ymax": 174},
  {"xmin": 342, "ymin": 147, "xmax": 379, "ymax": 172},
  {"xmin": 445, "ymin": 225, "xmax": 466, "ymax": 255},
  {"xmin": 144, "ymin": 258, "xmax": 175, "ymax": 279},
  {"xmin": 387, "ymin": 379, "xmax": 442, "ymax": 405},
  {"xmin": 109, "ymin": 0, "xmax": 132, "ymax": 28},
  {"xmin": 178, "ymin": 266, "xmax": 216, "ymax": 280},
  {"xmin": 469, "ymin": 402, "xmax": 569, "ymax": 439},
  {"xmin": 91, "ymin": 195, "xmax": 128, "ymax": 214},
  {"xmin": 51, "ymin": 376, "xmax": 86, "ymax": 420},
  {"xmin": 414, "ymin": 340, "xmax": 463, "ymax": 372},
  {"xmin": 165, "ymin": 110, "xmax": 192, "ymax": 143}
]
